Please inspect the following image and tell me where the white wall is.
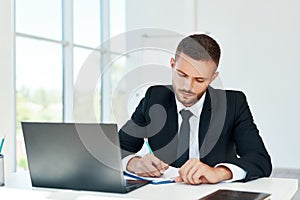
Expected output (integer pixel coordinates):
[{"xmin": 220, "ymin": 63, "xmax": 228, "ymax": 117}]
[
  {"xmin": 121, "ymin": 0, "xmax": 198, "ymax": 121},
  {"xmin": 126, "ymin": 0, "xmax": 300, "ymax": 168},
  {"xmin": 125, "ymin": 0, "xmax": 197, "ymax": 74},
  {"xmin": 126, "ymin": 0, "xmax": 195, "ymax": 33},
  {"xmin": 197, "ymin": 0, "xmax": 300, "ymax": 169}
]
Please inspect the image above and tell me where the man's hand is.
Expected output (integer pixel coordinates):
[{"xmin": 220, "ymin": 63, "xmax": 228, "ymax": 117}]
[
  {"xmin": 126, "ymin": 153, "xmax": 169, "ymax": 177},
  {"xmin": 174, "ymin": 158, "xmax": 232, "ymax": 185}
]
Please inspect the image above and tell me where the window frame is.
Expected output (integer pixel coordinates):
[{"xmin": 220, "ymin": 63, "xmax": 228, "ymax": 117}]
[{"xmin": 13, "ymin": 0, "xmax": 112, "ymax": 171}]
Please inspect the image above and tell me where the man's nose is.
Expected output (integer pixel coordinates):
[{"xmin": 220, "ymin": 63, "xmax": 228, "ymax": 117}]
[{"xmin": 183, "ymin": 78, "xmax": 193, "ymax": 90}]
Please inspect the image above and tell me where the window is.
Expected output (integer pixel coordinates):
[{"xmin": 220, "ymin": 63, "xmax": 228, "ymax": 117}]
[
  {"xmin": 15, "ymin": 0, "xmax": 63, "ymax": 171},
  {"xmin": 15, "ymin": 0, "xmax": 125, "ymax": 170},
  {"xmin": 73, "ymin": 0, "xmax": 101, "ymax": 47},
  {"xmin": 16, "ymin": 0, "xmax": 62, "ymax": 40}
]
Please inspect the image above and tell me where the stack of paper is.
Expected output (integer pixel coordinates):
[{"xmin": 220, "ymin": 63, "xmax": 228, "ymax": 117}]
[{"xmin": 124, "ymin": 166, "xmax": 179, "ymax": 184}]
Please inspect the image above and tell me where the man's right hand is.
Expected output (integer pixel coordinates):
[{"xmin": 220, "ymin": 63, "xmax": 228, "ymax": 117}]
[{"xmin": 126, "ymin": 153, "xmax": 169, "ymax": 177}]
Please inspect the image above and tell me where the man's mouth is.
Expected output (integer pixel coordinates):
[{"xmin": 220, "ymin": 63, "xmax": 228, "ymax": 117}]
[{"xmin": 179, "ymin": 90, "xmax": 195, "ymax": 98}]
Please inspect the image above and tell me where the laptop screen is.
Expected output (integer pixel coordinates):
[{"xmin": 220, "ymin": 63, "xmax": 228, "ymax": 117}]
[{"xmin": 21, "ymin": 122, "xmax": 148, "ymax": 193}]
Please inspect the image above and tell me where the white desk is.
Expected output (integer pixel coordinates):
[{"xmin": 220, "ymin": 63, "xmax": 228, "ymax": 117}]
[{"xmin": 1, "ymin": 171, "xmax": 298, "ymax": 200}]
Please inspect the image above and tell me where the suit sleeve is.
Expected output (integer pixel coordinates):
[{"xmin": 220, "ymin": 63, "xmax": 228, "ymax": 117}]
[
  {"xmin": 118, "ymin": 87, "xmax": 152, "ymax": 158},
  {"xmin": 230, "ymin": 92, "xmax": 272, "ymax": 181}
]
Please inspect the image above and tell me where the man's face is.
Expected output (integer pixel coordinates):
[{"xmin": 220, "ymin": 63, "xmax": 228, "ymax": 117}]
[{"xmin": 171, "ymin": 53, "xmax": 219, "ymax": 107}]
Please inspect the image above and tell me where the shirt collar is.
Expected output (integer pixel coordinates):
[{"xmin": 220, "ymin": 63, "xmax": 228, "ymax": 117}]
[{"xmin": 175, "ymin": 92, "xmax": 206, "ymax": 118}]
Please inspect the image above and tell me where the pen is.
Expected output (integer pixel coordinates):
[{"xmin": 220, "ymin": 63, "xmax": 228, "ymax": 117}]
[
  {"xmin": 0, "ymin": 136, "xmax": 5, "ymax": 153},
  {"xmin": 144, "ymin": 138, "xmax": 153, "ymax": 154}
]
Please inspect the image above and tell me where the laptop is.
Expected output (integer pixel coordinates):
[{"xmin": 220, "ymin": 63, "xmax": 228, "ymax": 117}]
[{"xmin": 21, "ymin": 122, "xmax": 149, "ymax": 193}]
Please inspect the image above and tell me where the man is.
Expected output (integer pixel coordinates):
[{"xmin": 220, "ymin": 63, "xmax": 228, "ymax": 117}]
[{"xmin": 119, "ymin": 34, "xmax": 272, "ymax": 185}]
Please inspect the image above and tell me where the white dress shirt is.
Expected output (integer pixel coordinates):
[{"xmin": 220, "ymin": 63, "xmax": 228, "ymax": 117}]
[{"xmin": 122, "ymin": 92, "xmax": 247, "ymax": 182}]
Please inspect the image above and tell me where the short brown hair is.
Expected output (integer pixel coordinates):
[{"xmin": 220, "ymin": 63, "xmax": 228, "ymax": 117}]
[{"xmin": 175, "ymin": 34, "xmax": 221, "ymax": 66}]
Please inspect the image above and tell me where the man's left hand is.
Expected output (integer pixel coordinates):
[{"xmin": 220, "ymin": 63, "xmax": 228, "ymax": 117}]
[{"xmin": 174, "ymin": 158, "xmax": 232, "ymax": 185}]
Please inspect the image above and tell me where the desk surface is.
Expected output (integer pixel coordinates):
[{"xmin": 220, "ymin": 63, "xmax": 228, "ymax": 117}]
[{"xmin": 1, "ymin": 171, "xmax": 298, "ymax": 200}]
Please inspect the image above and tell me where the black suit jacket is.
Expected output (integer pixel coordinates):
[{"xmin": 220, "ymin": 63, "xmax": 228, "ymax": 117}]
[{"xmin": 119, "ymin": 85, "xmax": 272, "ymax": 182}]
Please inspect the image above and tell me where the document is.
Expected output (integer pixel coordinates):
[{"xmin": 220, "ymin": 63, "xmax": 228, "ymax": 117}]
[{"xmin": 124, "ymin": 166, "xmax": 179, "ymax": 184}]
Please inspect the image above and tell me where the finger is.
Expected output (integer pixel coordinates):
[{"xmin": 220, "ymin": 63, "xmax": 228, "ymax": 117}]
[
  {"xmin": 174, "ymin": 176, "xmax": 183, "ymax": 182},
  {"xmin": 179, "ymin": 166, "xmax": 192, "ymax": 184},
  {"xmin": 145, "ymin": 154, "xmax": 169, "ymax": 175},
  {"xmin": 134, "ymin": 160, "xmax": 150, "ymax": 176},
  {"xmin": 178, "ymin": 160, "xmax": 196, "ymax": 183},
  {"xmin": 134, "ymin": 162, "xmax": 153, "ymax": 177},
  {"xmin": 199, "ymin": 176, "xmax": 208, "ymax": 184},
  {"xmin": 149, "ymin": 154, "xmax": 168, "ymax": 171},
  {"xmin": 191, "ymin": 167, "xmax": 204, "ymax": 185},
  {"xmin": 161, "ymin": 165, "xmax": 169, "ymax": 174},
  {"xmin": 179, "ymin": 159, "xmax": 198, "ymax": 172},
  {"xmin": 136, "ymin": 156, "xmax": 161, "ymax": 177},
  {"xmin": 144, "ymin": 161, "xmax": 162, "ymax": 177},
  {"xmin": 138, "ymin": 153, "xmax": 169, "ymax": 177},
  {"xmin": 161, "ymin": 161, "xmax": 169, "ymax": 170},
  {"xmin": 186, "ymin": 163, "xmax": 202, "ymax": 184},
  {"xmin": 158, "ymin": 161, "xmax": 169, "ymax": 173},
  {"xmin": 136, "ymin": 166, "xmax": 160, "ymax": 177}
]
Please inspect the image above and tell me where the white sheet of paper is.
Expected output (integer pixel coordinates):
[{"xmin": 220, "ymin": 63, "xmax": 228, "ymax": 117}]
[{"xmin": 124, "ymin": 166, "xmax": 179, "ymax": 183}]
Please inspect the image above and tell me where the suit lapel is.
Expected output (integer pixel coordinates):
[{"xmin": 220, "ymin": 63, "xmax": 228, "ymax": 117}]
[
  {"xmin": 198, "ymin": 88, "xmax": 212, "ymax": 150},
  {"xmin": 164, "ymin": 85, "xmax": 178, "ymax": 135}
]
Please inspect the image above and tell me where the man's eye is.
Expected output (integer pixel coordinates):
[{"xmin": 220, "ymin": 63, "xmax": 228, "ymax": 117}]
[
  {"xmin": 196, "ymin": 79, "xmax": 205, "ymax": 83},
  {"xmin": 178, "ymin": 72, "xmax": 186, "ymax": 77}
]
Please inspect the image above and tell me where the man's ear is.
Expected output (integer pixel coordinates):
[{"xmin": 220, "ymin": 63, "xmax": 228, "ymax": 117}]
[
  {"xmin": 170, "ymin": 57, "xmax": 175, "ymax": 69},
  {"xmin": 210, "ymin": 71, "xmax": 219, "ymax": 83}
]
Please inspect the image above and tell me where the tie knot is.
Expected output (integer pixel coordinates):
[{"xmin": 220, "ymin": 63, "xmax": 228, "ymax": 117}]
[{"xmin": 180, "ymin": 109, "xmax": 193, "ymax": 120}]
